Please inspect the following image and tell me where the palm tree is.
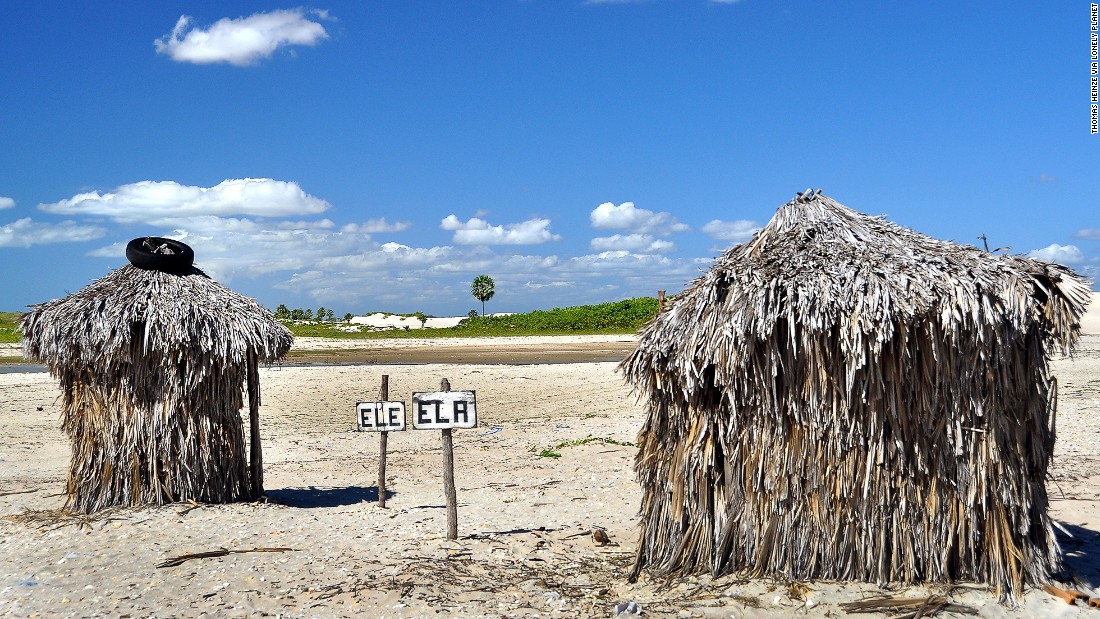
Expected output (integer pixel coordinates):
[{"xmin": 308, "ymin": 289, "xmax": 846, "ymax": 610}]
[{"xmin": 471, "ymin": 275, "xmax": 495, "ymax": 316}]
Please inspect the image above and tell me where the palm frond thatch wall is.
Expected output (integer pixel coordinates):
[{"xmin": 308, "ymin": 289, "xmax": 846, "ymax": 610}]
[
  {"xmin": 21, "ymin": 264, "xmax": 292, "ymax": 513},
  {"xmin": 620, "ymin": 191, "xmax": 1092, "ymax": 599}
]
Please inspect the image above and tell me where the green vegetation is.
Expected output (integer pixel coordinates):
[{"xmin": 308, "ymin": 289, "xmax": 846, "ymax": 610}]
[
  {"xmin": 275, "ymin": 305, "xmax": 337, "ymax": 322},
  {"xmin": 0, "ymin": 312, "xmax": 21, "ymax": 344},
  {"xmin": 450, "ymin": 298, "xmax": 659, "ymax": 335},
  {"xmin": 279, "ymin": 297, "xmax": 660, "ymax": 339},
  {"xmin": 283, "ymin": 321, "xmax": 368, "ymax": 338},
  {"xmin": 534, "ymin": 435, "xmax": 637, "ymax": 458}
]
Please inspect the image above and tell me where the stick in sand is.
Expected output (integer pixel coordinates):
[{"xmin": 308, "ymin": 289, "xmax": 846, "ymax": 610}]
[
  {"xmin": 157, "ymin": 547, "xmax": 296, "ymax": 568},
  {"xmin": 378, "ymin": 374, "xmax": 389, "ymax": 508},
  {"xmin": 441, "ymin": 377, "xmax": 459, "ymax": 540}
]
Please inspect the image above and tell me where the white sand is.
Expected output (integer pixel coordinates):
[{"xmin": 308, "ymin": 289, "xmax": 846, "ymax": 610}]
[
  {"xmin": 1081, "ymin": 292, "xmax": 1100, "ymax": 335},
  {"xmin": 2, "ymin": 335, "xmax": 1100, "ymax": 617},
  {"xmin": 348, "ymin": 313, "xmax": 467, "ymax": 330}
]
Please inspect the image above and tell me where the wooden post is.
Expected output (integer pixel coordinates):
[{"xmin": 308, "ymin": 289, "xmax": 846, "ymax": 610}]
[
  {"xmin": 378, "ymin": 374, "xmax": 389, "ymax": 508},
  {"xmin": 658, "ymin": 290, "xmax": 666, "ymax": 313},
  {"xmin": 440, "ymin": 377, "xmax": 458, "ymax": 540},
  {"xmin": 246, "ymin": 350, "xmax": 264, "ymax": 498}
]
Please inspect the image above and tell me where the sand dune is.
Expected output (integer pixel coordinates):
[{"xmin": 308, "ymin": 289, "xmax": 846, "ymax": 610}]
[{"xmin": 1082, "ymin": 292, "xmax": 1100, "ymax": 335}]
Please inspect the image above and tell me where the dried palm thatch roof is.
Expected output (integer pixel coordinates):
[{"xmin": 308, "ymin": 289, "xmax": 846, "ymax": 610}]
[
  {"xmin": 620, "ymin": 190, "xmax": 1092, "ymax": 600},
  {"xmin": 22, "ymin": 263, "xmax": 292, "ymax": 513}
]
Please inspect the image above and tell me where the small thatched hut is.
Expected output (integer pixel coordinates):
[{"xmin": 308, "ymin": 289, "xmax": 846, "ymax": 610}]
[
  {"xmin": 621, "ymin": 190, "xmax": 1092, "ymax": 598},
  {"xmin": 22, "ymin": 238, "xmax": 292, "ymax": 513}
]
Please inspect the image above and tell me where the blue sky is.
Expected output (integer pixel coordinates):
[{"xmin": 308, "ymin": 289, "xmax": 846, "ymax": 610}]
[{"xmin": 1, "ymin": 2, "xmax": 1096, "ymax": 317}]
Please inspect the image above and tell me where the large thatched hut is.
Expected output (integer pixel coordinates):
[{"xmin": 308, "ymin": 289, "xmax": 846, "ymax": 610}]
[
  {"xmin": 621, "ymin": 190, "xmax": 1092, "ymax": 598},
  {"xmin": 22, "ymin": 238, "xmax": 292, "ymax": 513}
]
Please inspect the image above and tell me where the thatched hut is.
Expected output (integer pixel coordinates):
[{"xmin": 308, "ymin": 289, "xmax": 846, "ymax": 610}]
[
  {"xmin": 22, "ymin": 238, "xmax": 292, "ymax": 513},
  {"xmin": 621, "ymin": 190, "xmax": 1092, "ymax": 598}
]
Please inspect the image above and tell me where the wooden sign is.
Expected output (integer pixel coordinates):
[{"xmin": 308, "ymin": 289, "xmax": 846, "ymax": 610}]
[
  {"xmin": 356, "ymin": 401, "xmax": 407, "ymax": 432},
  {"xmin": 411, "ymin": 391, "xmax": 477, "ymax": 429}
]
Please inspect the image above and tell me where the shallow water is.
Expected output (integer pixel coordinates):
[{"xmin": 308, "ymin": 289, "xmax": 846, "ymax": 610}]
[{"xmin": 0, "ymin": 364, "xmax": 45, "ymax": 374}]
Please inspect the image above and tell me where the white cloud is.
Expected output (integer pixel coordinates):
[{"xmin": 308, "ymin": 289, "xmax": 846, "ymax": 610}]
[
  {"xmin": 277, "ymin": 267, "xmax": 459, "ymax": 309},
  {"xmin": 341, "ymin": 219, "xmax": 411, "ymax": 234},
  {"xmin": 40, "ymin": 178, "xmax": 330, "ymax": 223},
  {"xmin": 0, "ymin": 218, "xmax": 107, "ymax": 248},
  {"xmin": 590, "ymin": 202, "xmax": 689, "ymax": 235},
  {"xmin": 441, "ymin": 215, "xmax": 561, "ymax": 245},
  {"xmin": 145, "ymin": 216, "xmax": 335, "ymax": 237},
  {"xmin": 1027, "ymin": 243, "xmax": 1085, "ymax": 266},
  {"xmin": 502, "ymin": 254, "xmax": 561, "ymax": 269},
  {"xmin": 1074, "ymin": 228, "xmax": 1100, "ymax": 240},
  {"xmin": 568, "ymin": 250, "xmax": 671, "ymax": 270},
  {"xmin": 317, "ymin": 244, "xmax": 453, "ymax": 271},
  {"xmin": 590, "ymin": 234, "xmax": 676, "ymax": 254},
  {"xmin": 154, "ymin": 9, "xmax": 329, "ymax": 66},
  {"xmin": 275, "ymin": 244, "xmax": 485, "ymax": 308},
  {"xmin": 257, "ymin": 228, "xmax": 706, "ymax": 310},
  {"xmin": 23, "ymin": 177, "xmax": 706, "ymax": 312},
  {"xmin": 84, "ymin": 212, "xmax": 387, "ymax": 284},
  {"xmin": 700, "ymin": 219, "xmax": 761, "ymax": 243},
  {"xmin": 440, "ymin": 215, "xmax": 486, "ymax": 231},
  {"xmin": 0, "ymin": 196, "xmax": 14, "ymax": 210},
  {"xmin": 524, "ymin": 281, "xmax": 574, "ymax": 290},
  {"xmin": 272, "ymin": 241, "xmax": 698, "ymax": 311}
]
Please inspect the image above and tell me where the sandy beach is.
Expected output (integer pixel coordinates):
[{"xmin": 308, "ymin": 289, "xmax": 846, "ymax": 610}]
[{"xmin": 2, "ymin": 329, "xmax": 1100, "ymax": 618}]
